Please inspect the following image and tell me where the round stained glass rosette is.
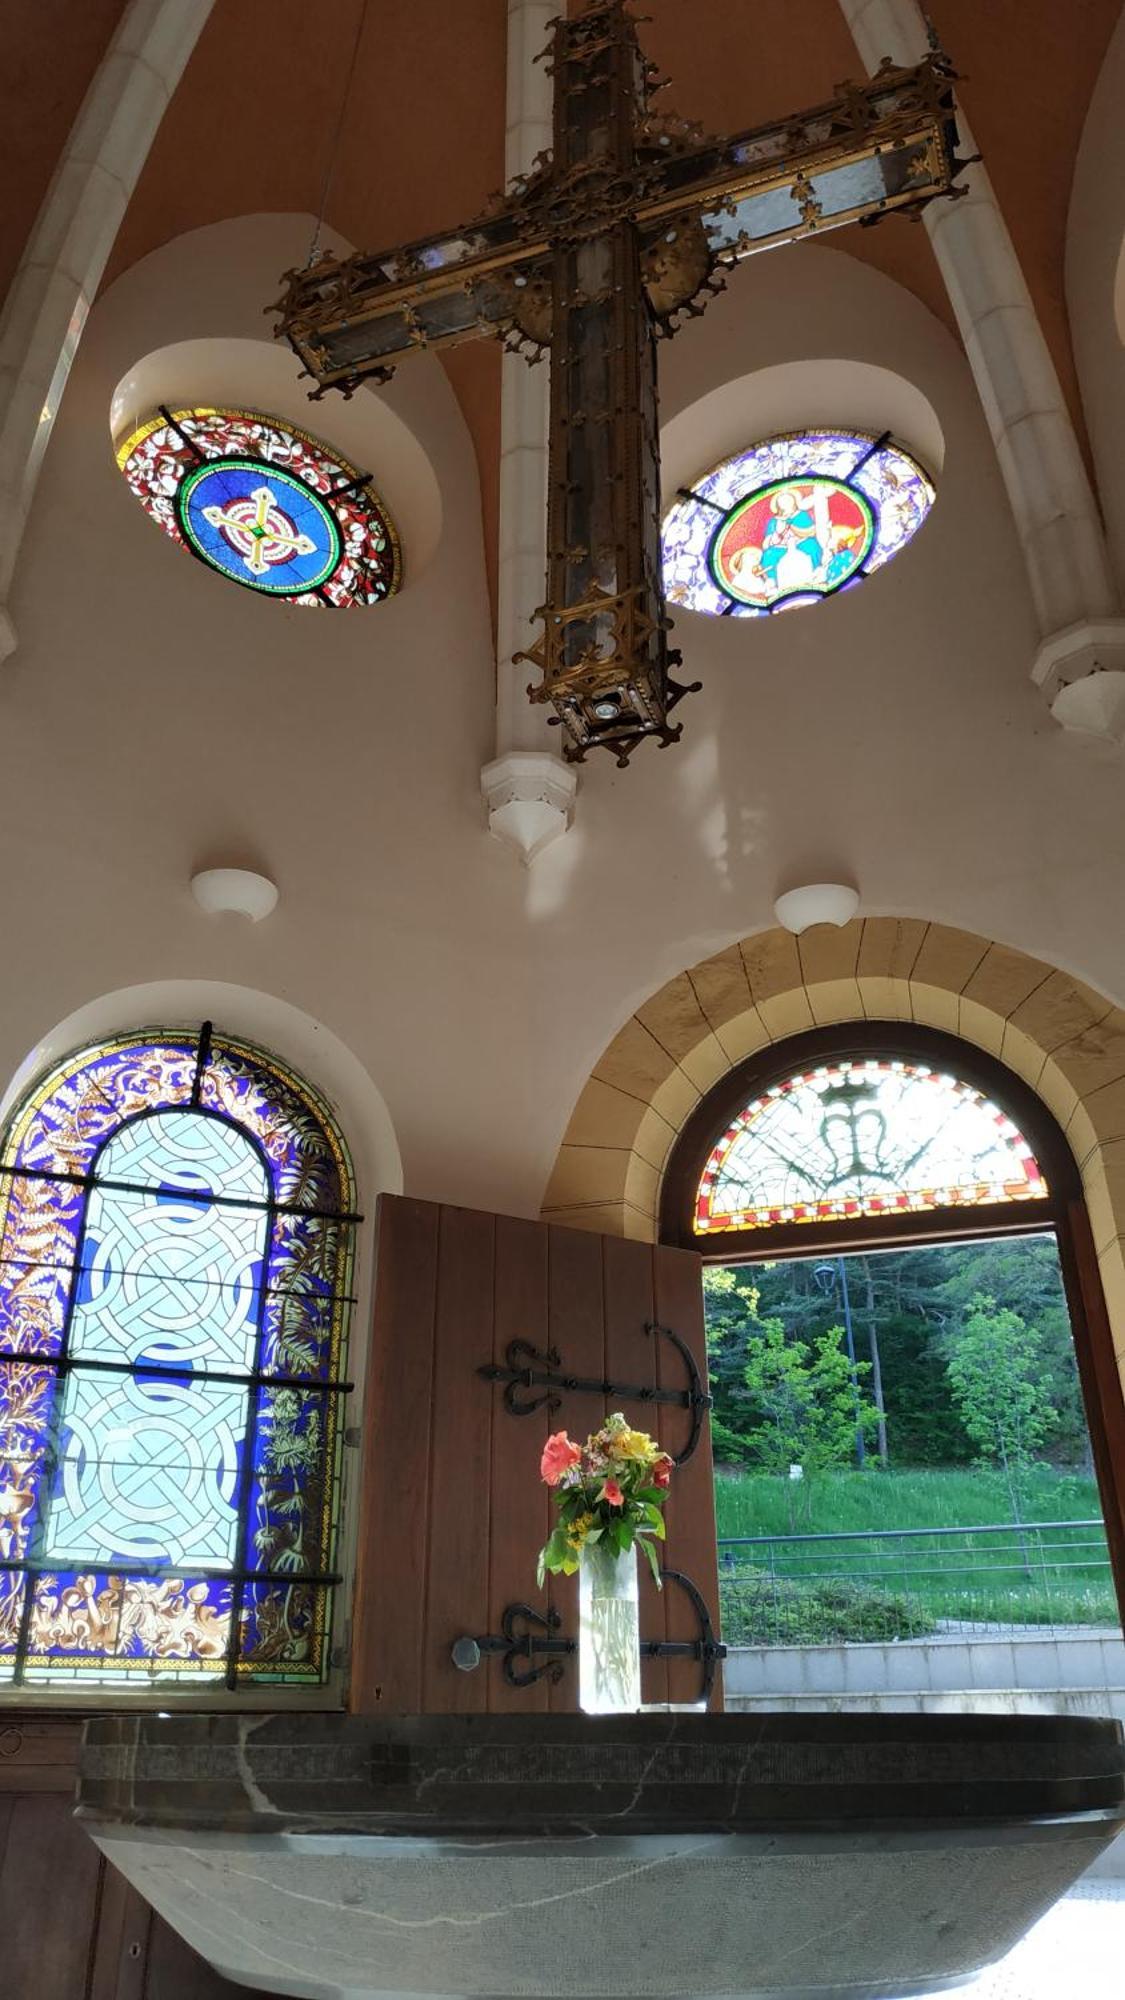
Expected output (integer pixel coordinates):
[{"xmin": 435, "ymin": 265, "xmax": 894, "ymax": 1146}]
[
  {"xmin": 662, "ymin": 428, "xmax": 934, "ymax": 619},
  {"xmin": 116, "ymin": 408, "xmax": 402, "ymax": 608}
]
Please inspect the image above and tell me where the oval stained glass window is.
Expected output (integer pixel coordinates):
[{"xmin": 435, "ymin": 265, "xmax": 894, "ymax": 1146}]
[
  {"xmin": 694, "ymin": 1059, "xmax": 1047, "ymax": 1236},
  {"xmin": 116, "ymin": 407, "xmax": 402, "ymax": 607},
  {"xmin": 662, "ymin": 429, "xmax": 934, "ymax": 618}
]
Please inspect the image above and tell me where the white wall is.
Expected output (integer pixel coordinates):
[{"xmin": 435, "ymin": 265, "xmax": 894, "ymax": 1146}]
[{"xmin": 8, "ymin": 217, "xmax": 1125, "ymax": 1223}]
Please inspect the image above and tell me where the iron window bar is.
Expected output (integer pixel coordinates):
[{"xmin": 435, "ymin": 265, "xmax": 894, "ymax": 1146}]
[
  {"xmin": 0, "ymin": 1557, "xmax": 343, "ymax": 1585},
  {"xmin": 0, "ymin": 1253, "xmax": 358, "ymax": 1309},
  {"xmin": 0, "ymin": 1351, "xmax": 354, "ymax": 1395},
  {"xmin": 0, "ymin": 1159, "xmax": 363, "ymax": 1226}
]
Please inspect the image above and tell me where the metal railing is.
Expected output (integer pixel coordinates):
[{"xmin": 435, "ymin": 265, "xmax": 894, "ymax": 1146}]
[{"xmin": 716, "ymin": 1518, "xmax": 1120, "ymax": 1646}]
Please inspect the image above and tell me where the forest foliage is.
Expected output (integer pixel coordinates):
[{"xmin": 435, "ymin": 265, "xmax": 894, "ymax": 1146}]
[{"xmin": 704, "ymin": 1235, "xmax": 1089, "ymax": 1477}]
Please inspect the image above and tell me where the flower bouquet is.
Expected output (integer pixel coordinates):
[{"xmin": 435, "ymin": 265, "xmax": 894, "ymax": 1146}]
[{"xmin": 536, "ymin": 1413, "xmax": 674, "ymax": 1714}]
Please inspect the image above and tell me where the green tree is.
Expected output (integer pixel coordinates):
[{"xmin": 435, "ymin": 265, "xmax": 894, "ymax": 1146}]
[
  {"xmin": 943, "ymin": 1293, "xmax": 1058, "ymax": 1513},
  {"xmin": 740, "ymin": 1316, "xmax": 878, "ymax": 1478},
  {"xmin": 703, "ymin": 1266, "xmax": 878, "ymax": 1496}
]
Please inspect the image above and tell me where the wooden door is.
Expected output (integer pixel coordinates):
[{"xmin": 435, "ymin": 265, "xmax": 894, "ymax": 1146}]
[
  {"xmin": 0, "ymin": 1722, "xmax": 282, "ymax": 1999},
  {"xmin": 351, "ymin": 1196, "xmax": 721, "ymax": 1713}
]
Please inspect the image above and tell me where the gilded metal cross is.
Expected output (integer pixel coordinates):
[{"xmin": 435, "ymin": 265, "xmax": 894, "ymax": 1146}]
[{"xmin": 273, "ymin": 1, "xmax": 960, "ymax": 764}]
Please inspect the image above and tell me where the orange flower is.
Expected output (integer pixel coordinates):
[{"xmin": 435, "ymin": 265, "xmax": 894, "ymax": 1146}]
[
  {"xmin": 601, "ymin": 1477, "xmax": 624, "ymax": 1507},
  {"xmin": 652, "ymin": 1455, "xmax": 674, "ymax": 1489},
  {"xmin": 540, "ymin": 1431, "xmax": 582, "ymax": 1487}
]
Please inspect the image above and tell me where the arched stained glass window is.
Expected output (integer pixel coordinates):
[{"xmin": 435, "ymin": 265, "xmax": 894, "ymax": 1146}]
[
  {"xmin": 116, "ymin": 408, "xmax": 401, "ymax": 607},
  {"xmin": 695, "ymin": 1059, "xmax": 1047, "ymax": 1237},
  {"xmin": 662, "ymin": 429, "xmax": 934, "ymax": 619},
  {"xmin": 0, "ymin": 1028, "xmax": 356, "ymax": 1689}
]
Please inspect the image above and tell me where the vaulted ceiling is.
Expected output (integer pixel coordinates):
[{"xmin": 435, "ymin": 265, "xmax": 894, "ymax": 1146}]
[{"xmin": 4, "ymin": 0, "xmax": 1120, "ymax": 606}]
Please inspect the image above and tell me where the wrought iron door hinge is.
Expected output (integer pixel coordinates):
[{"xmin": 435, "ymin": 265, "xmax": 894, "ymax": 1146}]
[
  {"xmin": 450, "ymin": 1568, "xmax": 726, "ymax": 1704},
  {"xmin": 478, "ymin": 1320, "xmax": 712, "ymax": 1463}
]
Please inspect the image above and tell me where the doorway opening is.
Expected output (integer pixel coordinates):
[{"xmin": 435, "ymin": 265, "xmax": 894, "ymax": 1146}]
[
  {"xmin": 659, "ymin": 1021, "xmax": 1125, "ymax": 1719},
  {"xmin": 707, "ymin": 1233, "xmax": 1121, "ymax": 1680}
]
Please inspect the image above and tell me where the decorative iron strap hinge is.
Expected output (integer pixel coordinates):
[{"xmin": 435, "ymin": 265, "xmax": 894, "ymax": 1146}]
[
  {"xmin": 450, "ymin": 1568, "xmax": 726, "ymax": 1705},
  {"xmin": 478, "ymin": 1319, "xmax": 712, "ymax": 1464}
]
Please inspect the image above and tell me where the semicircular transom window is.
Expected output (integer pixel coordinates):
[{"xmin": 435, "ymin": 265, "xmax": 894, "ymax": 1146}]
[
  {"xmin": 662, "ymin": 429, "xmax": 934, "ymax": 619},
  {"xmin": 695, "ymin": 1059, "xmax": 1047, "ymax": 1236},
  {"xmin": 0, "ymin": 1028, "xmax": 356, "ymax": 1689},
  {"xmin": 117, "ymin": 407, "xmax": 401, "ymax": 607}
]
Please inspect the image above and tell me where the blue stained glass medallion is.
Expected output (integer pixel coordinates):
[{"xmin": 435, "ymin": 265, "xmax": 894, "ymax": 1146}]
[{"xmin": 177, "ymin": 456, "xmax": 341, "ymax": 596}]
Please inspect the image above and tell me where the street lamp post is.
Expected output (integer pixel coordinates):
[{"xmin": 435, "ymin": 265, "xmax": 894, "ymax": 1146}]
[{"xmin": 815, "ymin": 1257, "xmax": 866, "ymax": 1468}]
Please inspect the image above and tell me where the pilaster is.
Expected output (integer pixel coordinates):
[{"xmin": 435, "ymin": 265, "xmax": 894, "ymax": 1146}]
[
  {"xmin": 0, "ymin": 0, "xmax": 215, "ymax": 652},
  {"xmin": 838, "ymin": 0, "xmax": 1125, "ymax": 740}
]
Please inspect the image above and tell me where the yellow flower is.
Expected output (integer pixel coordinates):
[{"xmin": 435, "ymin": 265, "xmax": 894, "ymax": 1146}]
[
  {"xmin": 613, "ymin": 1427, "xmax": 657, "ymax": 1462},
  {"xmin": 566, "ymin": 1511, "xmax": 595, "ymax": 1550}
]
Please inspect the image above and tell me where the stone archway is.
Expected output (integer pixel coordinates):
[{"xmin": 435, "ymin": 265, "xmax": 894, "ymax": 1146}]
[{"xmin": 543, "ymin": 918, "xmax": 1125, "ymax": 1376}]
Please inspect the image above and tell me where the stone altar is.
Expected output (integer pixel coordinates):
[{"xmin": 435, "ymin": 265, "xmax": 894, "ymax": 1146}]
[{"xmin": 78, "ymin": 1711, "xmax": 1125, "ymax": 2000}]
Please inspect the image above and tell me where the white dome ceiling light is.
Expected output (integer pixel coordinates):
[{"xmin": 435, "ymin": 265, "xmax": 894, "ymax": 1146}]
[
  {"xmin": 773, "ymin": 883, "xmax": 860, "ymax": 935},
  {"xmin": 191, "ymin": 868, "xmax": 278, "ymax": 923}
]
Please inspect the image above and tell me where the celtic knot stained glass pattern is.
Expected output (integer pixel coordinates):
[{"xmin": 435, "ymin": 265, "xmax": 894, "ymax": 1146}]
[
  {"xmin": 662, "ymin": 430, "xmax": 934, "ymax": 619},
  {"xmin": 117, "ymin": 408, "xmax": 401, "ymax": 607},
  {"xmin": 695, "ymin": 1060, "xmax": 1047, "ymax": 1236},
  {"xmin": 0, "ymin": 1028, "xmax": 356, "ymax": 1688}
]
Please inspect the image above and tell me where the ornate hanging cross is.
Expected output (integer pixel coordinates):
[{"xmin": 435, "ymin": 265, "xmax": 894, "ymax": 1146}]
[{"xmin": 273, "ymin": 1, "xmax": 960, "ymax": 764}]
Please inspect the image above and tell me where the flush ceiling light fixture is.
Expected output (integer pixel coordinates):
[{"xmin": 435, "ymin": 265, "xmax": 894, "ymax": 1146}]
[
  {"xmin": 773, "ymin": 883, "xmax": 860, "ymax": 934},
  {"xmin": 191, "ymin": 868, "xmax": 279, "ymax": 922}
]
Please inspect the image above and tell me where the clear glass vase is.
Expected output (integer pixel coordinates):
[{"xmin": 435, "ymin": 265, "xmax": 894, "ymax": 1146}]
[{"xmin": 578, "ymin": 1540, "xmax": 640, "ymax": 1714}]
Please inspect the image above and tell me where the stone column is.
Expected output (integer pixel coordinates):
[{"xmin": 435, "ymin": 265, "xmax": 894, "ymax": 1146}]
[
  {"xmin": 839, "ymin": 0, "xmax": 1125, "ymax": 740},
  {"xmin": 480, "ymin": 0, "xmax": 577, "ymax": 863},
  {"xmin": 0, "ymin": 0, "xmax": 215, "ymax": 662}
]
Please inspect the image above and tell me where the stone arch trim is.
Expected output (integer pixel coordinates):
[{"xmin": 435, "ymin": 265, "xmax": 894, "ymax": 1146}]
[{"xmin": 542, "ymin": 917, "xmax": 1125, "ymax": 1353}]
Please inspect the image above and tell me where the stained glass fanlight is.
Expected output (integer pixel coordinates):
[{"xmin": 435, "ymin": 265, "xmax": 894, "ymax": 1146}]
[
  {"xmin": 116, "ymin": 408, "xmax": 401, "ymax": 607},
  {"xmin": 695, "ymin": 1059, "xmax": 1047, "ymax": 1237},
  {"xmin": 0, "ymin": 1027, "xmax": 356, "ymax": 1688},
  {"xmin": 662, "ymin": 429, "xmax": 934, "ymax": 619}
]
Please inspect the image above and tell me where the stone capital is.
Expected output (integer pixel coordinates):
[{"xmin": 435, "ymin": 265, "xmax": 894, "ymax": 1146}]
[
  {"xmin": 481, "ymin": 749, "xmax": 577, "ymax": 864},
  {"xmin": 1032, "ymin": 619, "xmax": 1125, "ymax": 740}
]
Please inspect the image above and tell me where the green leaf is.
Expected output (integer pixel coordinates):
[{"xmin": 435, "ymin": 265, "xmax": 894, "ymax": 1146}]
[{"xmin": 640, "ymin": 1535, "xmax": 664, "ymax": 1588}]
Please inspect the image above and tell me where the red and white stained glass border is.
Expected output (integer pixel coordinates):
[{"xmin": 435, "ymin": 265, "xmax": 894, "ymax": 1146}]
[
  {"xmin": 694, "ymin": 1060, "xmax": 1048, "ymax": 1236},
  {"xmin": 116, "ymin": 406, "xmax": 402, "ymax": 609}
]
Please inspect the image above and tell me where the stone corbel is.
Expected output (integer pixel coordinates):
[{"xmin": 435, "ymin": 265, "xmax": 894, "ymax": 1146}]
[
  {"xmin": 481, "ymin": 749, "xmax": 577, "ymax": 865},
  {"xmin": 1034, "ymin": 621, "xmax": 1125, "ymax": 742}
]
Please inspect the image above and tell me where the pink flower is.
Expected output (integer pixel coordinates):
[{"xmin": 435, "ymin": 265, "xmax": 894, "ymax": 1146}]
[
  {"xmin": 541, "ymin": 1431, "xmax": 582, "ymax": 1487},
  {"xmin": 601, "ymin": 1477, "xmax": 624, "ymax": 1507},
  {"xmin": 652, "ymin": 1455, "xmax": 673, "ymax": 1490}
]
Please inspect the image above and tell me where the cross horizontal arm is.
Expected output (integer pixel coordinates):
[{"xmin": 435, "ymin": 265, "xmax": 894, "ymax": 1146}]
[{"xmin": 273, "ymin": 56, "xmax": 959, "ymax": 397}]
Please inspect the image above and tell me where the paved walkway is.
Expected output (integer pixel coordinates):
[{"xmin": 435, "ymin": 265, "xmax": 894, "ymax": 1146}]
[{"xmin": 941, "ymin": 1878, "xmax": 1125, "ymax": 1996}]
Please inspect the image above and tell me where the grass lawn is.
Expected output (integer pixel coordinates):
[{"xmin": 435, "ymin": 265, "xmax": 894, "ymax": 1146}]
[{"xmin": 714, "ymin": 1464, "xmax": 1119, "ymax": 1641}]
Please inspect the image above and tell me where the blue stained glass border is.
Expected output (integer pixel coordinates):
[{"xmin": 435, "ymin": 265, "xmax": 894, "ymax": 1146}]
[{"xmin": 0, "ymin": 1028, "xmax": 355, "ymax": 1688}]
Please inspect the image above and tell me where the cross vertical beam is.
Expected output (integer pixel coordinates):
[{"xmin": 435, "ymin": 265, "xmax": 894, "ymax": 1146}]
[{"xmin": 523, "ymin": 3, "xmax": 693, "ymax": 764}]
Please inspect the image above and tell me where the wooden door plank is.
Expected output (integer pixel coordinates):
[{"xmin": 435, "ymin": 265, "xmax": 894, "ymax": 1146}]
[
  {"xmin": 87, "ymin": 1864, "xmax": 151, "ymax": 2000},
  {"xmin": 0, "ymin": 1792, "xmax": 102, "ymax": 1998},
  {"xmin": 488, "ymin": 1215, "xmax": 552, "ymax": 1712},
  {"xmin": 544, "ymin": 1223, "xmax": 606, "ymax": 1712},
  {"xmin": 602, "ymin": 1235, "xmax": 666, "ymax": 1707},
  {"xmin": 422, "ymin": 1204, "xmax": 496, "ymax": 1711},
  {"xmin": 0, "ymin": 1716, "xmax": 81, "ymax": 1788},
  {"xmin": 654, "ymin": 1241, "xmax": 723, "ymax": 1710},
  {"xmin": 351, "ymin": 1194, "xmax": 440, "ymax": 1712}
]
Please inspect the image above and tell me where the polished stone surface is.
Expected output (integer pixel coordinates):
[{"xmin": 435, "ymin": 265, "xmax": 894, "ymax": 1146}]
[{"xmin": 78, "ymin": 1712, "xmax": 1125, "ymax": 2000}]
